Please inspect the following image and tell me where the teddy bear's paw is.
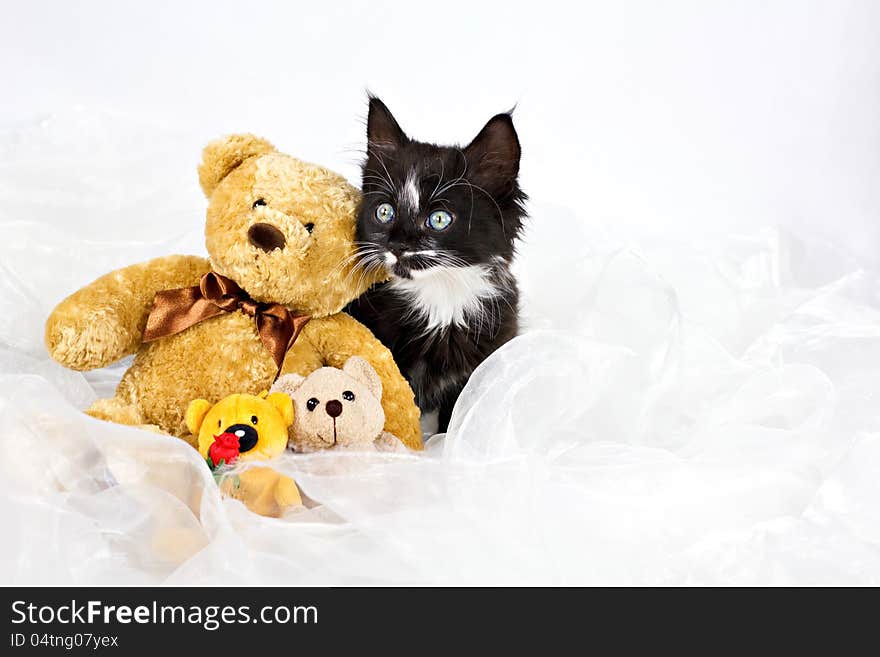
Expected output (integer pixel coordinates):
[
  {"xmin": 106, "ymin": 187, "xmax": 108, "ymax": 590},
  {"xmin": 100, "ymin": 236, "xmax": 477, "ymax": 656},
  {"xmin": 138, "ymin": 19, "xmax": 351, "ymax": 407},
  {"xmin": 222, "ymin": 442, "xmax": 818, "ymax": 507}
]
[
  {"xmin": 227, "ymin": 467, "xmax": 303, "ymax": 518},
  {"xmin": 273, "ymin": 474, "xmax": 304, "ymax": 509},
  {"xmin": 46, "ymin": 309, "xmax": 132, "ymax": 371},
  {"xmin": 86, "ymin": 397, "xmax": 145, "ymax": 426},
  {"xmin": 269, "ymin": 373, "xmax": 305, "ymax": 398},
  {"xmin": 135, "ymin": 423, "xmax": 167, "ymax": 435},
  {"xmin": 86, "ymin": 402, "xmax": 168, "ymax": 436},
  {"xmin": 375, "ymin": 431, "xmax": 407, "ymax": 452},
  {"xmin": 151, "ymin": 525, "xmax": 209, "ymax": 565}
]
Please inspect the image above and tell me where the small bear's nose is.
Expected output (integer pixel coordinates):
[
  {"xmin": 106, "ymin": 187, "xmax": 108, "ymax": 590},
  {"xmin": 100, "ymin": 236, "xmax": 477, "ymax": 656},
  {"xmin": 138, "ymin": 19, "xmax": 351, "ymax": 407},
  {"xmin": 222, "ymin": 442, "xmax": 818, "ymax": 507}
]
[
  {"xmin": 248, "ymin": 223, "xmax": 286, "ymax": 252},
  {"xmin": 325, "ymin": 400, "xmax": 343, "ymax": 418},
  {"xmin": 225, "ymin": 423, "xmax": 258, "ymax": 452}
]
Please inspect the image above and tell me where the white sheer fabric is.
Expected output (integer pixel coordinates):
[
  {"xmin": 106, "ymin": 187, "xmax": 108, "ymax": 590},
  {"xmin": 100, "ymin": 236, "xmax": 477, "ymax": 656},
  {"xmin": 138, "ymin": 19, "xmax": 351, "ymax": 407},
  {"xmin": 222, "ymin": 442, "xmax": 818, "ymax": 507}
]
[{"xmin": 1, "ymin": 112, "xmax": 879, "ymax": 585}]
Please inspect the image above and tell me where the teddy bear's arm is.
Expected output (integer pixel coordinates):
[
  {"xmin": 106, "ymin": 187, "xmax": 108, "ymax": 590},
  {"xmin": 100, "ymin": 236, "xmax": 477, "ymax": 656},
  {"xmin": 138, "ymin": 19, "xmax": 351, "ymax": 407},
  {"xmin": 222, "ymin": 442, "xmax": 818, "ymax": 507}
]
[
  {"xmin": 299, "ymin": 314, "xmax": 423, "ymax": 451},
  {"xmin": 279, "ymin": 332, "xmax": 326, "ymax": 378},
  {"xmin": 45, "ymin": 255, "xmax": 210, "ymax": 370}
]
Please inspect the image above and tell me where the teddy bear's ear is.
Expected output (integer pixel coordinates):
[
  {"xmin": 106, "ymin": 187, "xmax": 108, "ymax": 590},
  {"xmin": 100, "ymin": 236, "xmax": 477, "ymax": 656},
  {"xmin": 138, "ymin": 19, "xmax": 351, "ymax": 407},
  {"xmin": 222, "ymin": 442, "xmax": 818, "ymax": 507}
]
[
  {"xmin": 185, "ymin": 399, "xmax": 213, "ymax": 435},
  {"xmin": 343, "ymin": 356, "xmax": 383, "ymax": 399},
  {"xmin": 266, "ymin": 392, "xmax": 295, "ymax": 427},
  {"xmin": 198, "ymin": 134, "xmax": 275, "ymax": 197},
  {"xmin": 270, "ymin": 373, "xmax": 306, "ymax": 398}
]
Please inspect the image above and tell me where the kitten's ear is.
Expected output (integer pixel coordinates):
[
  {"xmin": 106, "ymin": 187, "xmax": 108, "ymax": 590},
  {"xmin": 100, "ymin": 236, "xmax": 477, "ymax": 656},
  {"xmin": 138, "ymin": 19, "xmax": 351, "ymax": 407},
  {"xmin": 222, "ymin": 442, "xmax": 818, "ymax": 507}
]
[
  {"xmin": 464, "ymin": 113, "xmax": 521, "ymax": 194},
  {"xmin": 367, "ymin": 96, "xmax": 408, "ymax": 151}
]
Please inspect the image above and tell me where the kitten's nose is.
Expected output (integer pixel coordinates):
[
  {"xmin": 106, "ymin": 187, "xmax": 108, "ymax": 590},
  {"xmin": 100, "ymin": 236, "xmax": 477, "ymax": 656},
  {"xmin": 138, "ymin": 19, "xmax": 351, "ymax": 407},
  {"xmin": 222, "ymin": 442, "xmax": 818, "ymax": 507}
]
[
  {"xmin": 387, "ymin": 241, "xmax": 406, "ymax": 257},
  {"xmin": 325, "ymin": 400, "xmax": 343, "ymax": 418}
]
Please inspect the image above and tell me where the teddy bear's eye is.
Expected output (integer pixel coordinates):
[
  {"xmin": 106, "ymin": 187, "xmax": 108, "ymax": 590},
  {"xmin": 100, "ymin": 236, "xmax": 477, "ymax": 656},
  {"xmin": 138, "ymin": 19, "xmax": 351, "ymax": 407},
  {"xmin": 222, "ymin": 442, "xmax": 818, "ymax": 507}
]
[
  {"xmin": 304, "ymin": 223, "xmax": 315, "ymax": 234},
  {"xmin": 342, "ymin": 390, "xmax": 355, "ymax": 401},
  {"xmin": 253, "ymin": 198, "xmax": 267, "ymax": 208},
  {"xmin": 251, "ymin": 415, "xmax": 258, "ymax": 425},
  {"xmin": 306, "ymin": 398, "xmax": 319, "ymax": 411}
]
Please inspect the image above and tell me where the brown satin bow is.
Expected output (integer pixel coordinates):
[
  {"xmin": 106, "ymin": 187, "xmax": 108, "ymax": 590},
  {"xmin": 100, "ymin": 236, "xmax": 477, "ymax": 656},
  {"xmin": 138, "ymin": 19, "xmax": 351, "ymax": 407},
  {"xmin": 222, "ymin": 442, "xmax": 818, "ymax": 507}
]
[{"xmin": 142, "ymin": 272, "xmax": 310, "ymax": 372}]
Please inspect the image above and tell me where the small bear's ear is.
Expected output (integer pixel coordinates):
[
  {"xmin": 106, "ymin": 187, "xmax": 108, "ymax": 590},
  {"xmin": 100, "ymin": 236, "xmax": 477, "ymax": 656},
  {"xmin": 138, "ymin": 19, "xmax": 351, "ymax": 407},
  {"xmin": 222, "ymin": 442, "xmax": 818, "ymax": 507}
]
[
  {"xmin": 270, "ymin": 373, "xmax": 306, "ymax": 399},
  {"xmin": 343, "ymin": 356, "xmax": 382, "ymax": 400},
  {"xmin": 198, "ymin": 134, "xmax": 275, "ymax": 198},
  {"xmin": 266, "ymin": 392, "xmax": 295, "ymax": 427},
  {"xmin": 185, "ymin": 399, "xmax": 213, "ymax": 435}
]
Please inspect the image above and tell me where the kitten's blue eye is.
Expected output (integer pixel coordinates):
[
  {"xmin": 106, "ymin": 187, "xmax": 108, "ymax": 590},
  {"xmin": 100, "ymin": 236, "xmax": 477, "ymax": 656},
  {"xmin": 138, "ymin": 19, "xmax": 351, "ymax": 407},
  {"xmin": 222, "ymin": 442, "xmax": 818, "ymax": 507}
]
[
  {"xmin": 427, "ymin": 210, "xmax": 454, "ymax": 231},
  {"xmin": 375, "ymin": 203, "xmax": 395, "ymax": 224}
]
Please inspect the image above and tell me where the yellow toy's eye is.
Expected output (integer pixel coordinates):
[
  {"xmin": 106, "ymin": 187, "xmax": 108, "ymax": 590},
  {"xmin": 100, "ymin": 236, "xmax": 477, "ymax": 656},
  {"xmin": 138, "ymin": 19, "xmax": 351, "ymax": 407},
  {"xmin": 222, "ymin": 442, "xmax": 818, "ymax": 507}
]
[
  {"xmin": 427, "ymin": 210, "xmax": 453, "ymax": 231},
  {"xmin": 251, "ymin": 415, "xmax": 258, "ymax": 425},
  {"xmin": 375, "ymin": 203, "xmax": 395, "ymax": 224},
  {"xmin": 217, "ymin": 419, "xmax": 222, "ymax": 428}
]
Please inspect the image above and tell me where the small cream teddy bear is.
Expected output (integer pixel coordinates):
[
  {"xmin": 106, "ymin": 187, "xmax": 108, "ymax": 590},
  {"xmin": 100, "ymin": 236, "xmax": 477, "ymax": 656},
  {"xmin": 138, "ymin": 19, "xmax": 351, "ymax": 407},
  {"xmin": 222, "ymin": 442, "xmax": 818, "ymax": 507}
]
[{"xmin": 271, "ymin": 356, "xmax": 405, "ymax": 453}]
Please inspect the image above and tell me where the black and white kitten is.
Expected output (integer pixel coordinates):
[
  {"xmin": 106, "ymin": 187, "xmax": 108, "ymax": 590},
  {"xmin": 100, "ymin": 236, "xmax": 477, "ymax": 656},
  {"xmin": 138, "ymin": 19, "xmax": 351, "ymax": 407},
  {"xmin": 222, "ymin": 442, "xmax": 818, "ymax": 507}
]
[{"xmin": 347, "ymin": 97, "xmax": 527, "ymax": 433}]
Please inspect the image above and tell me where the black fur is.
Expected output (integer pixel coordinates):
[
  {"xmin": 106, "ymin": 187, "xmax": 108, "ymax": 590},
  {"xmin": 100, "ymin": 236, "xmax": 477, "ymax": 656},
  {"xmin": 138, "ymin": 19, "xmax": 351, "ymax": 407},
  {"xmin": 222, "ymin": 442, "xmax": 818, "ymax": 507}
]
[{"xmin": 347, "ymin": 97, "xmax": 527, "ymax": 432}]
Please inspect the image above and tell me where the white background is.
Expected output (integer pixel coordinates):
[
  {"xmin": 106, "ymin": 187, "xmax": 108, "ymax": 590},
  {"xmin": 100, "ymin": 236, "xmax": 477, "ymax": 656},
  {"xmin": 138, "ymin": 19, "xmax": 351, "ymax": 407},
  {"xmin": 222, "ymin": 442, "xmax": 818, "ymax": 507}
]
[{"xmin": 2, "ymin": 0, "xmax": 878, "ymax": 261}]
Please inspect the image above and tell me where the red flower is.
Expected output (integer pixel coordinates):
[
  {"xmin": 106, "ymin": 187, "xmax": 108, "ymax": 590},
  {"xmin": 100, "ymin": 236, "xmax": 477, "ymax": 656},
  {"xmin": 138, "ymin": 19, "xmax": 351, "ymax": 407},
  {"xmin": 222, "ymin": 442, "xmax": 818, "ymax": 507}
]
[{"xmin": 209, "ymin": 432, "xmax": 240, "ymax": 467}]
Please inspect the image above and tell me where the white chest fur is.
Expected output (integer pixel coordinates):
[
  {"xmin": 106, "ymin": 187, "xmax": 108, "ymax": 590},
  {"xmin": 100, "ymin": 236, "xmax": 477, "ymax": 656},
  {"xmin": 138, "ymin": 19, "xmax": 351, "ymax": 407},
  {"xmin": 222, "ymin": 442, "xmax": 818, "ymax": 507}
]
[{"xmin": 388, "ymin": 265, "xmax": 500, "ymax": 332}]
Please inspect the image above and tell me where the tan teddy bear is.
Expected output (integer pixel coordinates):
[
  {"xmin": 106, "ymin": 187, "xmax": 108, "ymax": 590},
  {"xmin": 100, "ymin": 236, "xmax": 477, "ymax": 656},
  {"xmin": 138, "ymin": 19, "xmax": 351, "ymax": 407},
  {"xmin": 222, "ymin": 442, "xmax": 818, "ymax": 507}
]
[
  {"xmin": 45, "ymin": 134, "xmax": 422, "ymax": 450},
  {"xmin": 271, "ymin": 356, "xmax": 406, "ymax": 453}
]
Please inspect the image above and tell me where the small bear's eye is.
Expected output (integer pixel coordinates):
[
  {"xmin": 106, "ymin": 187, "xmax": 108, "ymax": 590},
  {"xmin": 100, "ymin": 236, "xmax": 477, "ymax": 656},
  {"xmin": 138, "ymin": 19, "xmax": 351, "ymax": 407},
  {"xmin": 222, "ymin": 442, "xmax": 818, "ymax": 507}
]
[
  {"xmin": 306, "ymin": 398, "xmax": 319, "ymax": 412},
  {"xmin": 253, "ymin": 198, "xmax": 267, "ymax": 208},
  {"xmin": 304, "ymin": 223, "xmax": 315, "ymax": 234},
  {"xmin": 342, "ymin": 390, "xmax": 355, "ymax": 401},
  {"xmin": 251, "ymin": 415, "xmax": 258, "ymax": 425}
]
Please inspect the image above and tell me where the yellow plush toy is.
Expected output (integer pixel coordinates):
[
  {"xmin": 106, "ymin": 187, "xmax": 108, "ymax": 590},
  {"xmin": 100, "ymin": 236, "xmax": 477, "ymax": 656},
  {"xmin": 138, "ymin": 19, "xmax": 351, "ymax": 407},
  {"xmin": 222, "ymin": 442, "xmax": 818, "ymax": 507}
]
[
  {"xmin": 186, "ymin": 391, "xmax": 302, "ymax": 517},
  {"xmin": 45, "ymin": 134, "xmax": 422, "ymax": 450},
  {"xmin": 186, "ymin": 391, "xmax": 293, "ymax": 464}
]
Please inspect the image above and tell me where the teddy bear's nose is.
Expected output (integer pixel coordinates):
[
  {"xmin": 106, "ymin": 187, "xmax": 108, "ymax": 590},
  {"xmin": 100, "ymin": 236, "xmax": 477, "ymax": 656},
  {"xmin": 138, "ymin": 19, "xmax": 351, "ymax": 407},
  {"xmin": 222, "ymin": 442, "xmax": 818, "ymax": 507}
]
[
  {"xmin": 325, "ymin": 400, "xmax": 343, "ymax": 418},
  {"xmin": 225, "ymin": 423, "xmax": 259, "ymax": 452},
  {"xmin": 248, "ymin": 223, "xmax": 286, "ymax": 252}
]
